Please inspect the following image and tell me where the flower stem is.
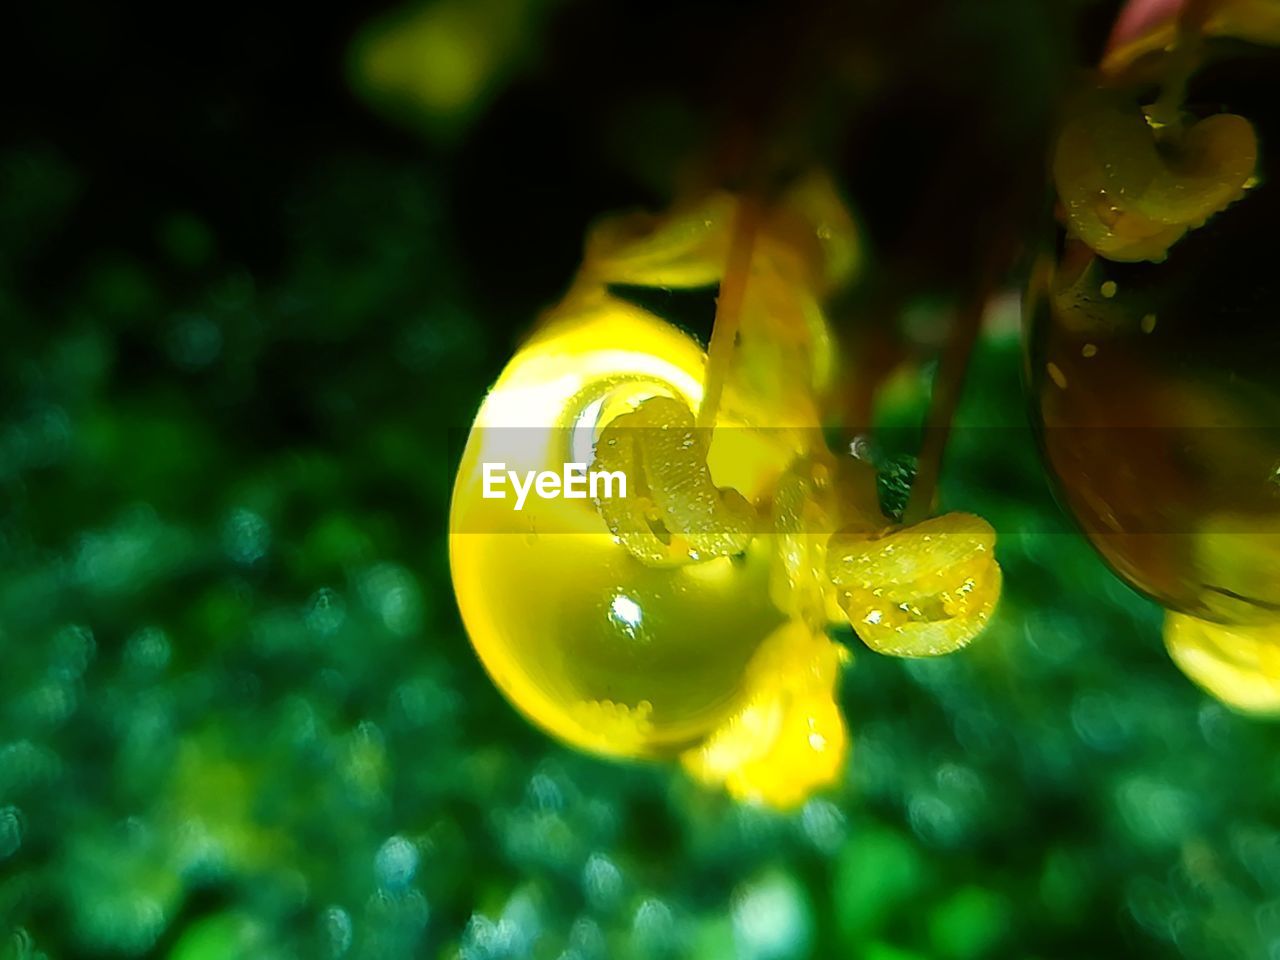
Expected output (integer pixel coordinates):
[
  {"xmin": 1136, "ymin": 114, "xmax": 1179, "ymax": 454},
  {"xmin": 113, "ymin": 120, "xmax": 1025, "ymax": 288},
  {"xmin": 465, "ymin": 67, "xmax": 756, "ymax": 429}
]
[
  {"xmin": 900, "ymin": 292, "xmax": 988, "ymax": 527},
  {"xmin": 1147, "ymin": 0, "xmax": 1212, "ymax": 134},
  {"xmin": 697, "ymin": 195, "xmax": 762, "ymax": 431}
]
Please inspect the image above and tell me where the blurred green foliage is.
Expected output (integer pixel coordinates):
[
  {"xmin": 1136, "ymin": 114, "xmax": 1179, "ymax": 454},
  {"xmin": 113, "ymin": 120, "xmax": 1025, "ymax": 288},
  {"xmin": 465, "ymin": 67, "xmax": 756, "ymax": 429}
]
[{"xmin": 5, "ymin": 1, "xmax": 1280, "ymax": 959}]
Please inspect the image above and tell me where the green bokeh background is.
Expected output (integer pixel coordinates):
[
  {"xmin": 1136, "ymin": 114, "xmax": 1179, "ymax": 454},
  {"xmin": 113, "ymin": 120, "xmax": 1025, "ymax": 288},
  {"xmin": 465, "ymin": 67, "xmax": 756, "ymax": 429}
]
[{"xmin": 4, "ymin": 2, "xmax": 1280, "ymax": 958}]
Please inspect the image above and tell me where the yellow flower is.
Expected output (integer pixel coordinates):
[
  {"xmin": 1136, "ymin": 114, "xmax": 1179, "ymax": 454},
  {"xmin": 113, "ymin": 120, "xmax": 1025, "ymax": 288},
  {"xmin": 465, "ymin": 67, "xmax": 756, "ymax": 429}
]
[{"xmin": 450, "ymin": 175, "xmax": 1001, "ymax": 808}]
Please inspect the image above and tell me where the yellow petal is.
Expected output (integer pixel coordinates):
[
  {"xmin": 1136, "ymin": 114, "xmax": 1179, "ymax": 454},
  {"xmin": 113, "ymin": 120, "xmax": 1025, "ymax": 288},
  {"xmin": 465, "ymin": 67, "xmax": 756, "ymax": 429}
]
[
  {"xmin": 592, "ymin": 396, "xmax": 756, "ymax": 566},
  {"xmin": 828, "ymin": 513, "xmax": 1001, "ymax": 657},
  {"xmin": 681, "ymin": 620, "xmax": 848, "ymax": 809},
  {"xmin": 1165, "ymin": 612, "xmax": 1280, "ymax": 714},
  {"xmin": 1052, "ymin": 93, "xmax": 1257, "ymax": 263}
]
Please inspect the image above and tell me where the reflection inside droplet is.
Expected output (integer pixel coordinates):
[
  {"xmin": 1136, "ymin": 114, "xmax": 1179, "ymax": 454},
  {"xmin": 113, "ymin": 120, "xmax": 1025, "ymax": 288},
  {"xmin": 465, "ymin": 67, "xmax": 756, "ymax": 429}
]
[{"xmin": 609, "ymin": 594, "xmax": 643, "ymax": 635}]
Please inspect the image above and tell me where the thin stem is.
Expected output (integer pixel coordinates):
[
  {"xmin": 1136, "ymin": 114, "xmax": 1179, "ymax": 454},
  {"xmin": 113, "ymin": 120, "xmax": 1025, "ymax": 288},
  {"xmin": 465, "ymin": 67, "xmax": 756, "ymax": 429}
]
[
  {"xmin": 900, "ymin": 291, "xmax": 988, "ymax": 527},
  {"xmin": 901, "ymin": 195, "xmax": 1021, "ymax": 526},
  {"xmin": 1147, "ymin": 0, "xmax": 1212, "ymax": 134},
  {"xmin": 1177, "ymin": 0, "xmax": 1214, "ymax": 43},
  {"xmin": 697, "ymin": 195, "xmax": 762, "ymax": 430}
]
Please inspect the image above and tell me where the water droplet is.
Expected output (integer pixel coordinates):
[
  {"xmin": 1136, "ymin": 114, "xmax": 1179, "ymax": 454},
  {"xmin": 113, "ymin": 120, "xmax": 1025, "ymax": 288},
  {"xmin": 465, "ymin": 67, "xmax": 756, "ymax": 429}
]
[
  {"xmin": 1046, "ymin": 362, "xmax": 1068, "ymax": 390},
  {"xmin": 306, "ymin": 587, "xmax": 346, "ymax": 636},
  {"xmin": 497, "ymin": 887, "xmax": 541, "ymax": 955},
  {"xmin": 583, "ymin": 853, "xmax": 623, "ymax": 910},
  {"xmin": 731, "ymin": 871, "xmax": 812, "ymax": 960},
  {"xmin": 0, "ymin": 806, "xmax": 24, "ymax": 859},
  {"xmin": 375, "ymin": 836, "xmax": 419, "ymax": 891},
  {"xmin": 1115, "ymin": 775, "xmax": 1196, "ymax": 847},
  {"xmin": 847, "ymin": 435, "xmax": 873, "ymax": 461},
  {"xmin": 568, "ymin": 916, "xmax": 607, "ymax": 959},
  {"xmin": 223, "ymin": 508, "xmax": 270, "ymax": 565},
  {"xmin": 526, "ymin": 769, "xmax": 566, "ymax": 813},
  {"xmin": 7, "ymin": 928, "xmax": 36, "ymax": 960},
  {"xmin": 797, "ymin": 799, "xmax": 846, "ymax": 854},
  {"xmin": 124, "ymin": 627, "xmax": 171, "ymax": 674},
  {"xmin": 166, "ymin": 313, "xmax": 223, "ymax": 369},
  {"xmin": 358, "ymin": 563, "xmax": 425, "ymax": 637},
  {"xmin": 322, "ymin": 906, "xmax": 353, "ymax": 957},
  {"xmin": 52, "ymin": 624, "xmax": 95, "ymax": 678},
  {"xmin": 632, "ymin": 898, "xmax": 677, "ymax": 957}
]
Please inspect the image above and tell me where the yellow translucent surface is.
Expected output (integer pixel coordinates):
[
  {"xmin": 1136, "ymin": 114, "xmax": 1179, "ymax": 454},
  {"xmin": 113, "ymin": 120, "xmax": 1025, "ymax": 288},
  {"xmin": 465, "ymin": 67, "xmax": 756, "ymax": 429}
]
[
  {"xmin": 449, "ymin": 301, "xmax": 802, "ymax": 758},
  {"xmin": 1028, "ymin": 253, "xmax": 1280, "ymax": 628},
  {"xmin": 1165, "ymin": 612, "xmax": 1280, "ymax": 714},
  {"xmin": 827, "ymin": 513, "xmax": 1001, "ymax": 657},
  {"xmin": 1030, "ymin": 125, "xmax": 1280, "ymax": 707}
]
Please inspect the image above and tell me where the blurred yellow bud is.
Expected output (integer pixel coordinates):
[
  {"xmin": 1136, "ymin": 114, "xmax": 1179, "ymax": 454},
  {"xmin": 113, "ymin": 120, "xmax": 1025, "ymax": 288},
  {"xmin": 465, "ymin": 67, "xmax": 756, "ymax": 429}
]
[
  {"xmin": 351, "ymin": 0, "xmax": 546, "ymax": 136},
  {"xmin": 1165, "ymin": 612, "xmax": 1280, "ymax": 714}
]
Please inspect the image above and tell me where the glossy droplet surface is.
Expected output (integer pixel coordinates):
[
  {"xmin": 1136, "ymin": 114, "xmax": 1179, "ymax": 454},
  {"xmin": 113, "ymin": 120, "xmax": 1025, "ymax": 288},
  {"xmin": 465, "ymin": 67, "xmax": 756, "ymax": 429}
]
[
  {"xmin": 1030, "ymin": 84, "xmax": 1280, "ymax": 626},
  {"xmin": 1032, "ymin": 40, "xmax": 1280, "ymax": 709},
  {"xmin": 450, "ymin": 304, "xmax": 799, "ymax": 758},
  {"xmin": 450, "ymin": 182, "xmax": 859, "ymax": 778},
  {"xmin": 451, "ymin": 177, "xmax": 998, "ymax": 803}
]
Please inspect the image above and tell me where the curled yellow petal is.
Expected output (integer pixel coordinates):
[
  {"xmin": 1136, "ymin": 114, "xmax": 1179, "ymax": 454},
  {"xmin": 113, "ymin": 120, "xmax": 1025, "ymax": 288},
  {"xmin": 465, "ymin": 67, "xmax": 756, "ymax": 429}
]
[
  {"xmin": 827, "ymin": 512, "xmax": 1001, "ymax": 657},
  {"xmin": 576, "ymin": 173, "xmax": 856, "ymax": 432},
  {"xmin": 681, "ymin": 620, "xmax": 848, "ymax": 809},
  {"xmin": 592, "ymin": 395, "xmax": 756, "ymax": 566},
  {"xmin": 769, "ymin": 459, "xmax": 845, "ymax": 630},
  {"xmin": 767, "ymin": 170, "xmax": 861, "ymax": 295},
  {"xmin": 582, "ymin": 193, "xmax": 734, "ymax": 290},
  {"xmin": 770, "ymin": 455, "xmax": 882, "ymax": 628},
  {"xmin": 1053, "ymin": 93, "xmax": 1257, "ymax": 262},
  {"xmin": 1131, "ymin": 113, "xmax": 1258, "ymax": 224},
  {"xmin": 1165, "ymin": 612, "xmax": 1280, "ymax": 714}
]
